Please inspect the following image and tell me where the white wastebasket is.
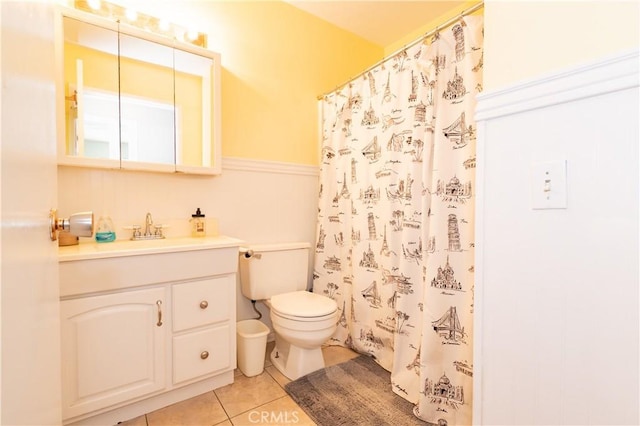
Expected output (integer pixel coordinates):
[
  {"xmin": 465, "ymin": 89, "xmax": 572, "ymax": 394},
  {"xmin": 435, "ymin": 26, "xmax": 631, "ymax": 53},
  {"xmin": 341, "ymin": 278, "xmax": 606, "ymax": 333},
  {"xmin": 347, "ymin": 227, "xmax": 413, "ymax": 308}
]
[{"xmin": 236, "ymin": 319, "xmax": 270, "ymax": 377}]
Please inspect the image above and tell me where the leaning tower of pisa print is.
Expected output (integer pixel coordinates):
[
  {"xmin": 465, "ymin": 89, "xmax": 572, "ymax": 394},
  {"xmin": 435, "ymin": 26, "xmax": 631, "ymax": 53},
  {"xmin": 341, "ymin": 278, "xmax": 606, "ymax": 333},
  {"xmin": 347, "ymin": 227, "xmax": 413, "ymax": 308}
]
[{"xmin": 447, "ymin": 213, "xmax": 461, "ymax": 251}]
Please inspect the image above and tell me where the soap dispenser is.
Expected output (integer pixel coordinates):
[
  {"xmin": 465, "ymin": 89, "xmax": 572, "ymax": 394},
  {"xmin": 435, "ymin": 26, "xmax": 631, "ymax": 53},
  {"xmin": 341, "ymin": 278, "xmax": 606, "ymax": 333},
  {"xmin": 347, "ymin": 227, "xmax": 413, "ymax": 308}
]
[
  {"xmin": 190, "ymin": 208, "xmax": 206, "ymax": 237},
  {"xmin": 95, "ymin": 215, "xmax": 116, "ymax": 243}
]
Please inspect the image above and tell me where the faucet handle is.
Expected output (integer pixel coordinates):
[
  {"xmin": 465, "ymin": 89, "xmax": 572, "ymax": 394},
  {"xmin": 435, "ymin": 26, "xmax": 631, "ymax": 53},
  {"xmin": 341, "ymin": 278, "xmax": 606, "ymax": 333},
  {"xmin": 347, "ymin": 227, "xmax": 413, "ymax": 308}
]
[
  {"xmin": 123, "ymin": 225, "xmax": 142, "ymax": 239},
  {"xmin": 124, "ymin": 223, "xmax": 166, "ymax": 240}
]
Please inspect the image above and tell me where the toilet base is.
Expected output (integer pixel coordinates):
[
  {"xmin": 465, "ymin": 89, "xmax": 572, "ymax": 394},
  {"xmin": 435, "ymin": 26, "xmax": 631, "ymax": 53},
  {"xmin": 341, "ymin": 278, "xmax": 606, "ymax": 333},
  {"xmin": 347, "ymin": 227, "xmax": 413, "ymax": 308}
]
[{"xmin": 270, "ymin": 337, "xmax": 326, "ymax": 381}]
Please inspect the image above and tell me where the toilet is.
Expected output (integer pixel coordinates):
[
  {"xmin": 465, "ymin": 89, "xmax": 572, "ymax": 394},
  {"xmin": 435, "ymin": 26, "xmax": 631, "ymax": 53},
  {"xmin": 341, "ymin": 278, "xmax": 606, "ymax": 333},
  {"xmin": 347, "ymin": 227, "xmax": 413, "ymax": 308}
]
[{"xmin": 239, "ymin": 242, "xmax": 338, "ymax": 380}]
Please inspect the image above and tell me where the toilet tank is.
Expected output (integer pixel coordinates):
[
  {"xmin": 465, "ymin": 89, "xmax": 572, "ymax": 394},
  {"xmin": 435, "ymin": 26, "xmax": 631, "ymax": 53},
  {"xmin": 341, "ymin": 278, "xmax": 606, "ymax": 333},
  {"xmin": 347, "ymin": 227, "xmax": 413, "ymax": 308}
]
[{"xmin": 239, "ymin": 242, "xmax": 310, "ymax": 300}]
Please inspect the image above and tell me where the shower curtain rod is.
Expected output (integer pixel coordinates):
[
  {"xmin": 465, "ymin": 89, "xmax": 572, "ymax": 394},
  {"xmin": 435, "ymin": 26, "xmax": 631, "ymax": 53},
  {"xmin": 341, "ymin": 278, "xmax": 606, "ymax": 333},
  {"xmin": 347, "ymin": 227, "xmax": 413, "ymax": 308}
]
[{"xmin": 317, "ymin": 1, "xmax": 484, "ymax": 100}]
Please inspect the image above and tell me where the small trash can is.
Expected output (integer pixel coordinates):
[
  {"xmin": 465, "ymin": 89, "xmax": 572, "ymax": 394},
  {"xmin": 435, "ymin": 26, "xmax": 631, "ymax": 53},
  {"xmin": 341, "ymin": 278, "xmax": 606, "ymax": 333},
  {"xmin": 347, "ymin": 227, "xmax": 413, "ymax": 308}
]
[{"xmin": 236, "ymin": 319, "xmax": 270, "ymax": 377}]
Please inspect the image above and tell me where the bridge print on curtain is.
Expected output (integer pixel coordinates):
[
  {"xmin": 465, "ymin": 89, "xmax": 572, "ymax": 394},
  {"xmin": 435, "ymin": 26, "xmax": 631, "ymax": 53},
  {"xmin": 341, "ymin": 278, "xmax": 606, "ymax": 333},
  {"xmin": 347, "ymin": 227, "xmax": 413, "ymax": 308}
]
[{"xmin": 313, "ymin": 14, "xmax": 483, "ymax": 425}]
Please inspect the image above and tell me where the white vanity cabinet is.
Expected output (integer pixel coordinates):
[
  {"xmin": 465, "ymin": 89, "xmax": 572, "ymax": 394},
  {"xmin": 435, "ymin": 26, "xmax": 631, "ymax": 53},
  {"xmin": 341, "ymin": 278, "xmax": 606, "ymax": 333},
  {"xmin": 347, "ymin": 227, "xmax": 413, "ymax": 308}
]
[{"xmin": 58, "ymin": 237, "xmax": 242, "ymax": 426}]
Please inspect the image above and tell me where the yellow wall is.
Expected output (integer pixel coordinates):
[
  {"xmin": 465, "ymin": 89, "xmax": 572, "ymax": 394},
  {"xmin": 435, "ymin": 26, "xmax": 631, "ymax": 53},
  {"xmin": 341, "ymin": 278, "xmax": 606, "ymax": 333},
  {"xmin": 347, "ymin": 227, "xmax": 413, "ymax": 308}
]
[
  {"xmin": 214, "ymin": 1, "xmax": 381, "ymax": 165},
  {"xmin": 484, "ymin": 0, "xmax": 639, "ymax": 91},
  {"xmin": 384, "ymin": 1, "xmax": 482, "ymax": 56}
]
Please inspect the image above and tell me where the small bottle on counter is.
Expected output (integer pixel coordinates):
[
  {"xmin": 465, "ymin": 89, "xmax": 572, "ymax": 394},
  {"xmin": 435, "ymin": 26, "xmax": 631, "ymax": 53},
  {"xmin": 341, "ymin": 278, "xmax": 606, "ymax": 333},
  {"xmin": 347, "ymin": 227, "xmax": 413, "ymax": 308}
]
[
  {"xmin": 190, "ymin": 208, "xmax": 206, "ymax": 237},
  {"xmin": 95, "ymin": 215, "xmax": 116, "ymax": 243}
]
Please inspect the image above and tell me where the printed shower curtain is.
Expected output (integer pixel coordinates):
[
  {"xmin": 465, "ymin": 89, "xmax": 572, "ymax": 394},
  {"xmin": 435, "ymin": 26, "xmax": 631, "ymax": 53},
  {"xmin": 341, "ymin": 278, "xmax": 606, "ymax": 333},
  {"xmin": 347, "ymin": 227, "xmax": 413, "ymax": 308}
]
[{"xmin": 313, "ymin": 15, "xmax": 483, "ymax": 425}]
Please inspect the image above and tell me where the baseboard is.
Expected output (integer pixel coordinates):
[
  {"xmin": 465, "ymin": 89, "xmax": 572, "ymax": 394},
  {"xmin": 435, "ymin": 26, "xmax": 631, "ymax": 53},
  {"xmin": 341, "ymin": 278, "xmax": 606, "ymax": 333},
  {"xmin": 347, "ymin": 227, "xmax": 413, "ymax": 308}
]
[{"xmin": 64, "ymin": 372, "xmax": 234, "ymax": 426}]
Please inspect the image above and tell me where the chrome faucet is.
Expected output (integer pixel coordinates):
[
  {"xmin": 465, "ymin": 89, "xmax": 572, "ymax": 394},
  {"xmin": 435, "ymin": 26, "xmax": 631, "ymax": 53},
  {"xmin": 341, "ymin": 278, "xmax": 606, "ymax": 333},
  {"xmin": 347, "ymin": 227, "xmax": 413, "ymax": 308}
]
[
  {"xmin": 129, "ymin": 212, "xmax": 165, "ymax": 240},
  {"xmin": 144, "ymin": 212, "xmax": 153, "ymax": 236}
]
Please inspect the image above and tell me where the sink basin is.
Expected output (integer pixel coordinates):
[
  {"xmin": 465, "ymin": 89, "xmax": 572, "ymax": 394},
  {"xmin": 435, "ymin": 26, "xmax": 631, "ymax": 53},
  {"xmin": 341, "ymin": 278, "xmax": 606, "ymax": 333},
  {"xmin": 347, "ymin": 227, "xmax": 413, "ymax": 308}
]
[{"xmin": 58, "ymin": 235, "xmax": 244, "ymax": 262}]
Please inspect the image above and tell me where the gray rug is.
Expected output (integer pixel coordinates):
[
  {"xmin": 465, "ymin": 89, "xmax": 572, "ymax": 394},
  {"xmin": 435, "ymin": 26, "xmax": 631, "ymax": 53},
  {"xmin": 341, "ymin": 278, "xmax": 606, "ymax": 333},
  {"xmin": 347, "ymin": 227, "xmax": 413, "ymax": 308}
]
[{"xmin": 284, "ymin": 355, "xmax": 427, "ymax": 425}]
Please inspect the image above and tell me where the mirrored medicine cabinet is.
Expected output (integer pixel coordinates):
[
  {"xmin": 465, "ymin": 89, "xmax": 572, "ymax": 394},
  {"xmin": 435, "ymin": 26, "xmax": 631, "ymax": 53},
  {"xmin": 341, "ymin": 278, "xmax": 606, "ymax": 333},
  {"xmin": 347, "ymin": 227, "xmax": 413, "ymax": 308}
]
[{"xmin": 57, "ymin": 8, "xmax": 221, "ymax": 174}]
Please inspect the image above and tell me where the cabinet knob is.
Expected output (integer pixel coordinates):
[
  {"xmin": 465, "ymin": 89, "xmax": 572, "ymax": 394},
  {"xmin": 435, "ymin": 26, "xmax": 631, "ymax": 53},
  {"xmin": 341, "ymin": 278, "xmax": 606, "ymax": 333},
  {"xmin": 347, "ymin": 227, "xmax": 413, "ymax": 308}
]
[
  {"xmin": 200, "ymin": 351, "xmax": 209, "ymax": 360},
  {"xmin": 199, "ymin": 300, "xmax": 208, "ymax": 309}
]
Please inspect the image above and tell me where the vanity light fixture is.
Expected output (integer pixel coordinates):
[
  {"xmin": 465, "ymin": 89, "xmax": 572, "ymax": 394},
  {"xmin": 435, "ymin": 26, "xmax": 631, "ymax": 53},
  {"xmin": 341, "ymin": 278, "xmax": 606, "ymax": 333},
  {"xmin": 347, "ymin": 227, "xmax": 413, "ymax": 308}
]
[{"xmin": 73, "ymin": 0, "xmax": 208, "ymax": 48}]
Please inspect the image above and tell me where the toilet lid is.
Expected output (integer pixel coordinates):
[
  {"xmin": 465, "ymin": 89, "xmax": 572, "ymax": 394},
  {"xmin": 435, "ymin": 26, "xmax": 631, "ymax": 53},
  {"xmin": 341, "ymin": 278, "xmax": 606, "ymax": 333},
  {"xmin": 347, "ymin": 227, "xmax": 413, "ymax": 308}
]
[{"xmin": 270, "ymin": 291, "xmax": 337, "ymax": 318}]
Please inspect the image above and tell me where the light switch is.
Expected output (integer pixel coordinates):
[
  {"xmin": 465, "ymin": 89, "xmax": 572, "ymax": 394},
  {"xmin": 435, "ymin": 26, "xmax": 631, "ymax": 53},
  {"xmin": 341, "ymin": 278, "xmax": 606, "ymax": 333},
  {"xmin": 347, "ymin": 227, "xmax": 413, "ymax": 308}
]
[{"xmin": 531, "ymin": 160, "xmax": 567, "ymax": 209}]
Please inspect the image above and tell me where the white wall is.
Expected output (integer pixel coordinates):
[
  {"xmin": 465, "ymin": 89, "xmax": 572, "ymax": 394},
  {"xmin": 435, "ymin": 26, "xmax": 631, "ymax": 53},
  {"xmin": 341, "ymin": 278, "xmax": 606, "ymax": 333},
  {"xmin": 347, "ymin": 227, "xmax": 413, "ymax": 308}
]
[
  {"xmin": 57, "ymin": 159, "xmax": 319, "ymax": 323},
  {"xmin": 474, "ymin": 51, "xmax": 639, "ymax": 425}
]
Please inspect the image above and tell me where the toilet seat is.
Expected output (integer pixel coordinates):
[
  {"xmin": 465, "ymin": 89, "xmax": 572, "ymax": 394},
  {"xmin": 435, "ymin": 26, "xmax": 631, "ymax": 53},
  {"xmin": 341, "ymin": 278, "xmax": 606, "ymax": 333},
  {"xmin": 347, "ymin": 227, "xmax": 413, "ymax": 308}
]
[{"xmin": 270, "ymin": 291, "xmax": 337, "ymax": 320}]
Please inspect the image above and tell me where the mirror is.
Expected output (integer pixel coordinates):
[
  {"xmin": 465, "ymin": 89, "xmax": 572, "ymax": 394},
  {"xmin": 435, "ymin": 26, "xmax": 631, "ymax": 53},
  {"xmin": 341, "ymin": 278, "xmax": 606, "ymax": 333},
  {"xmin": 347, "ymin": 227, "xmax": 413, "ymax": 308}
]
[
  {"xmin": 58, "ymin": 10, "xmax": 221, "ymax": 174},
  {"xmin": 174, "ymin": 49, "xmax": 216, "ymax": 170},
  {"xmin": 118, "ymin": 31, "xmax": 176, "ymax": 169},
  {"xmin": 62, "ymin": 15, "xmax": 120, "ymax": 168}
]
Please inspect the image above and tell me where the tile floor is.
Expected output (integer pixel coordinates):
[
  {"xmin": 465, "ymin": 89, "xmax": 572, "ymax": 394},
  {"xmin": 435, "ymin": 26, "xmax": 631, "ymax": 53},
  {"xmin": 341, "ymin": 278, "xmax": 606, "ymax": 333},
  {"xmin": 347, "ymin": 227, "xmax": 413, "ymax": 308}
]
[{"xmin": 120, "ymin": 342, "xmax": 359, "ymax": 426}]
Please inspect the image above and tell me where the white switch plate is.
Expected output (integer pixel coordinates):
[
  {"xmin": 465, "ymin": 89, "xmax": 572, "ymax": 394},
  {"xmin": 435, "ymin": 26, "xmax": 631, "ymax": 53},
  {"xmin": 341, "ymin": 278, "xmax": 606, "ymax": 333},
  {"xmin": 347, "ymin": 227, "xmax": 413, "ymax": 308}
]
[{"xmin": 531, "ymin": 160, "xmax": 567, "ymax": 209}]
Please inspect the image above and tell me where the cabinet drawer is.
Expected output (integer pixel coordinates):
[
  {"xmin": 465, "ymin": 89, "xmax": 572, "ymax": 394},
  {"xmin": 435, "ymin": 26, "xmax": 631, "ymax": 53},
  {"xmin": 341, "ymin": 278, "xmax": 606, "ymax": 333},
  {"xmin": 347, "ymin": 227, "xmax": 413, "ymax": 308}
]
[
  {"xmin": 172, "ymin": 276, "xmax": 233, "ymax": 331},
  {"xmin": 173, "ymin": 325, "xmax": 230, "ymax": 384},
  {"xmin": 60, "ymin": 247, "xmax": 239, "ymax": 298}
]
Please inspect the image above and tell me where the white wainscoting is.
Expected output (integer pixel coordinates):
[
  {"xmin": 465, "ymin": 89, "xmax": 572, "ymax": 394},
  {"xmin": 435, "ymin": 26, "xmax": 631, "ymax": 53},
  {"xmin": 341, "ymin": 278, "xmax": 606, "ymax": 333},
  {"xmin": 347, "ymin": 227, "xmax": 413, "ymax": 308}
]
[
  {"xmin": 58, "ymin": 157, "xmax": 320, "ymax": 325},
  {"xmin": 474, "ymin": 49, "xmax": 639, "ymax": 425}
]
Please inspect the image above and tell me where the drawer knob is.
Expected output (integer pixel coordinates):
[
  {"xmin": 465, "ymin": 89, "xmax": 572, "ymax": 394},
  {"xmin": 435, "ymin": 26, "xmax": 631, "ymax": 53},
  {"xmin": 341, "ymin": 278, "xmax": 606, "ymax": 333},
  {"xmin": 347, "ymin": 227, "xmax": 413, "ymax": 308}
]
[
  {"xmin": 200, "ymin": 351, "xmax": 209, "ymax": 360},
  {"xmin": 199, "ymin": 300, "xmax": 208, "ymax": 309}
]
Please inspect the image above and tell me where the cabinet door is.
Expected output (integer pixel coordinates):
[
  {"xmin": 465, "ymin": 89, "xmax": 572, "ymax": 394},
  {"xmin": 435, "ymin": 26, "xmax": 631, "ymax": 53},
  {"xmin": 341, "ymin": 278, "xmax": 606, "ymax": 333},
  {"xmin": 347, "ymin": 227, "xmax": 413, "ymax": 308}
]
[{"xmin": 61, "ymin": 287, "xmax": 166, "ymax": 420}]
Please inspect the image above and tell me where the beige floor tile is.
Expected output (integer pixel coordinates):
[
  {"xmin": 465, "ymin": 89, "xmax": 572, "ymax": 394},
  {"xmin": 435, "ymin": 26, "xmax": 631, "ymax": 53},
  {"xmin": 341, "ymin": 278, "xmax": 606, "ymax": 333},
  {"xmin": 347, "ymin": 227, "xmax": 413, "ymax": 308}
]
[
  {"xmin": 322, "ymin": 345, "xmax": 359, "ymax": 367},
  {"xmin": 215, "ymin": 371, "xmax": 287, "ymax": 418},
  {"xmin": 229, "ymin": 395, "xmax": 316, "ymax": 426},
  {"xmin": 117, "ymin": 414, "xmax": 147, "ymax": 426},
  {"xmin": 264, "ymin": 365, "xmax": 290, "ymax": 388},
  {"xmin": 146, "ymin": 391, "xmax": 228, "ymax": 426},
  {"xmin": 139, "ymin": 344, "xmax": 358, "ymax": 425}
]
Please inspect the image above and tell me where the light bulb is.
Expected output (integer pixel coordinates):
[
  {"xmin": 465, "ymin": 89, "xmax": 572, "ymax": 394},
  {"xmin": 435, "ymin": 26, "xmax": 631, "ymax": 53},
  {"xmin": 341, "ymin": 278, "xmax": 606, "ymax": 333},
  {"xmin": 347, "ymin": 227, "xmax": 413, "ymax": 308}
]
[
  {"xmin": 186, "ymin": 29, "xmax": 199, "ymax": 41},
  {"xmin": 158, "ymin": 19, "xmax": 170, "ymax": 32},
  {"xmin": 87, "ymin": 0, "xmax": 101, "ymax": 10},
  {"xmin": 125, "ymin": 8, "xmax": 138, "ymax": 21}
]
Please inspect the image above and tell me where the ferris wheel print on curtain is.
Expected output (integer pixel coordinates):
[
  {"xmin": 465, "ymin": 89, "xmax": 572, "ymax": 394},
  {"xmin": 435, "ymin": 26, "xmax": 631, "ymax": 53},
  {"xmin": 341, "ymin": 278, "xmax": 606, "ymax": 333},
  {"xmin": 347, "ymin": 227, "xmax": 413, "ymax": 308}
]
[{"xmin": 313, "ymin": 14, "xmax": 483, "ymax": 425}]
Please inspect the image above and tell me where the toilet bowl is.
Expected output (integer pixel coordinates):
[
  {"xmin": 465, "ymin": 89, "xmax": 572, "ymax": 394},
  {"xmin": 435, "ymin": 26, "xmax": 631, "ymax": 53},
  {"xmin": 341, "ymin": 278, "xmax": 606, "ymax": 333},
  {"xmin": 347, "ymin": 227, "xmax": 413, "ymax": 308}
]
[
  {"xmin": 268, "ymin": 290, "xmax": 338, "ymax": 380},
  {"xmin": 238, "ymin": 243, "xmax": 338, "ymax": 380}
]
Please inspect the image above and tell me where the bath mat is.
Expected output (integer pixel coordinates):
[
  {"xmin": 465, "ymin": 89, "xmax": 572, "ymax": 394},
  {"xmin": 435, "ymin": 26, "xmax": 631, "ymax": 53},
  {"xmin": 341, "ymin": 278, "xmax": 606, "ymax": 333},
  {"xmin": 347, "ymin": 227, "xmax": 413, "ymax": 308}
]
[{"xmin": 284, "ymin": 355, "xmax": 428, "ymax": 425}]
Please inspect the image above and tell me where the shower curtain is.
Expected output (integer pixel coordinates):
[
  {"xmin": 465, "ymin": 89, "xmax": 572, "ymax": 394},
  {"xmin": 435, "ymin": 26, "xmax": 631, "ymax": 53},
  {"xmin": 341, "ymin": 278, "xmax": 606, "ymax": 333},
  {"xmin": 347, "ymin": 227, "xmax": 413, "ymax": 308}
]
[{"xmin": 313, "ymin": 14, "xmax": 483, "ymax": 425}]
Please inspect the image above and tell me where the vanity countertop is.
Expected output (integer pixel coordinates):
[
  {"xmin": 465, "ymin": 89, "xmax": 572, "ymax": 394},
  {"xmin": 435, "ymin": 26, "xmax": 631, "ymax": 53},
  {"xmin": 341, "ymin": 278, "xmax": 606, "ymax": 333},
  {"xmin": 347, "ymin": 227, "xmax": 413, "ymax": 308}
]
[{"xmin": 59, "ymin": 235, "xmax": 244, "ymax": 262}]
